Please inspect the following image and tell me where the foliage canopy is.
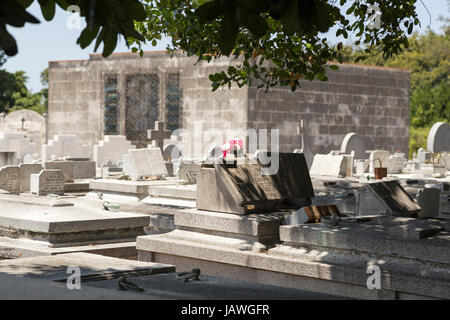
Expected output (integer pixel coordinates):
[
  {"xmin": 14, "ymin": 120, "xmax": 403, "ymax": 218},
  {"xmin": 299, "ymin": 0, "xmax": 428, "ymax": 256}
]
[
  {"xmin": 132, "ymin": 0, "xmax": 420, "ymax": 91},
  {"xmin": 0, "ymin": 0, "xmax": 146, "ymax": 57}
]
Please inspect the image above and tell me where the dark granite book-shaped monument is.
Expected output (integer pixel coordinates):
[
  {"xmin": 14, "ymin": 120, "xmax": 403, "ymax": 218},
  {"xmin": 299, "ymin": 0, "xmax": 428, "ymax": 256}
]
[
  {"xmin": 196, "ymin": 153, "xmax": 315, "ymax": 214},
  {"xmin": 365, "ymin": 180, "xmax": 421, "ymax": 216}
]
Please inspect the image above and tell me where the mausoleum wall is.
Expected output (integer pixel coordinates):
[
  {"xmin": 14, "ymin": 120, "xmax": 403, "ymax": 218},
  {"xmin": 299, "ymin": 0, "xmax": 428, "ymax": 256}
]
[
  {"xmin": 248, "ymin": 63, "xmax": 410, "ymax": 155},
  {"xmin": 48, "ymin": 52, "xmax": 410, "ymax": 157}
]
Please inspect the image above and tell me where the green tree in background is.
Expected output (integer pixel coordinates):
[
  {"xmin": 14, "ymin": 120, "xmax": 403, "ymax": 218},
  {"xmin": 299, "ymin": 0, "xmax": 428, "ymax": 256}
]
[
  {"xmin": 0, "ymin": 68, "xmax": 48, "ymax": 114},
  {"xmin": 0, "ymin": 70, "xmax": 28, "ymax": 112},
  {"xmin": 342, "ymin": 25, "xmax": 449, "ymax": 157},
  {"xmin": 40, "ymin": 68, "xmax": 49, "ymax": 110}
]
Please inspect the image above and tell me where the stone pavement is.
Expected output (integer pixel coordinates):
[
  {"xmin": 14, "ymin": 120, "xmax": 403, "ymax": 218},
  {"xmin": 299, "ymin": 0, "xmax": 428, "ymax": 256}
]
[{"xmin": 0, "ymin": 253, "xmax": 348, "ymax": 300}]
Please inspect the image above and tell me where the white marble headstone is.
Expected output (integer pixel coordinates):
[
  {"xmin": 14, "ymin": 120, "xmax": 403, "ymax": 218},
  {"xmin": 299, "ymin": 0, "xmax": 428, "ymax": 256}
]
[
  {"xmin": 93, "ymin": 135, "xmax": 136, "ymax": 167},
  {"xmin": 207, "ymin": 144, "xmax": 222, "ymax": 159},
  {"xmin": 368, "ymin": 150, "xmax": 390, "ymax": 174},
  {"xmin": 417, "ymin": 148, "xmax": 431, "ymax": 164},
  {"xmin": 388, "ymin": 153, "xmax": 406, "ymax": 174},
  {"xmin": 309, "ymin": 154, "xmax": 347, "ymax": 177},
  {"xmin": 0, "ymin": 132, "xmax": 38, "ymax": 163},
  {"xmin": 124, "ymin": 148, "xmax": 167, "ymax": 180},
  {"xmin": 42, "ymin": 135, "xmax": 91, "ymax": 163},
  {"xmin": 30, "ymin": 169, "xmax": 65, "ymax": 196}
]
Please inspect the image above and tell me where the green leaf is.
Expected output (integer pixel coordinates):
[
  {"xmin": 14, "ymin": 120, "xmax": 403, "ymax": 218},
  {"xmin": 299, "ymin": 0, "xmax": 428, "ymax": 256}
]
[
  {"xmin": 38, "ymin": 0, "xmax": 56, "ymax": 21},
  {"xmin": 102, "ymin": 26, "xmax": 118, "ymax": 57},
  {"xmin": 77, "ymin": 26, "xmax": 100, "ymax": 49},
  {"xmin": 94, "ymin": 27, "xmax": 106, "ymax": 53},
  {"xmin": 269, "ymin": 0, "xmax": 291, "ymax": 20},
  {"xmin": 240, "ymin": 13, "xmax": 268, "ymax": 39},
  {"xmin": 0, "ymin": 25, "xmax": 18, "ymax": 56},
  {"xmin": 124, "ymin": 0, "xmax": 147, "ymax": 21},
  {"xmin": 4, "ymin": 2, "xmax": 40, "ymax": 27},
  {"xmin": 329, "ymin": 65, "xmax": 339, "ymax": 70},
  {"xmin": 17, "ymin": 0, "xmax": 35, "ymax": 8},
  {"xmin": 105, "ymin": 0, "xmax": 127, "ymax": 21},
  {"xmin": 196, "ymin": 0, "xmax": 225, "ymax": 23},
  {"xmin": 314, "ymin": 1, "xmax": 333, "ymax": 33},
  {"xmin": 407, "ymin": 24, "xmax": 413, "ymax": 35},
  {"xmin": 218, "ymin": 11, "xmax": 239, "ymax": 55},
  {"xmin": 118, "ymin": 21, "xmax": 145, "ymax": 42},
  {"xmin": 280, "ymin": 0, "xmax": 302, "ymax": 34}
]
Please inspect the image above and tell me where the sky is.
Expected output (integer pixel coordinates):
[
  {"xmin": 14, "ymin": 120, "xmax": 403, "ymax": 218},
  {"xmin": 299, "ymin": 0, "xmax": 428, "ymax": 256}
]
[{"xmin": 3, "ymin": 0, "xmax": 449, "ymax": 93}]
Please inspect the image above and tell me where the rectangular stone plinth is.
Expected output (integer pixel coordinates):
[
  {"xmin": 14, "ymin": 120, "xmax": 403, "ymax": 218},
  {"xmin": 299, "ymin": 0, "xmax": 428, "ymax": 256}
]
[
  {"xmin": 0, "ymin": 238, "xmax": 139, "ymax": 259},
  {"xmin": 64, "ymin": 181, "xmax": 91, "ymax": 192},
  {"xmin": 89, "ymin": 178, "xmax": 178, "ymax": 200},
  {"xmin": 147, "ymin": 184, "xmax": 196, "ymax": 200},
  {"xmin": 136, "ymin": 229, "xmax": 450, "ymax": 299},
  {"xmin": 279, "ymin": 218, "xmax": 449, "ymax": 264},
  {"xmin": 0, "ymin": 193, "xmax": 74, "ymax": 207},
  {"xmin": 0, "ymin": 252, "xmax": 175, "ymax": 281},
  {"xmin": 175, "ymin": 208, "xmax": 285, "ymax": 238},
  {"xmin": 0, "ymin": 198, "xmax": 150, "ymax": 257},
  {"xmin": 0, "ymin": 204, "xmax": 149, "ymax": 234}
]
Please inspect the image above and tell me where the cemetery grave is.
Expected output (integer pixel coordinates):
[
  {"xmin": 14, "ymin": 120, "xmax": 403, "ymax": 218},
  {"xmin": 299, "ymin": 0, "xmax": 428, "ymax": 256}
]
[
  {"xmin": 0, "ymin": 118, "xmax": 449, "ymax": 300},
  {"xmin": 0, "ymin": 191, "xmax": 150, "ymax": 259},
  {"xmin": 135, "ymin": 141, "xmax": 450, "ymax": 300}
]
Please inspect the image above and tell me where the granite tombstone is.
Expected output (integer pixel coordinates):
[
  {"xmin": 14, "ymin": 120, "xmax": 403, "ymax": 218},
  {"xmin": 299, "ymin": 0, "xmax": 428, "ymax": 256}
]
[
  {"xmin": 340, "ymin": 132, "xmax": 367, "ymax": 160},
  {"xmin": 0, "ymin": 165, "xmax": 20, "ymax": 193},
  {"xmin": 19, "ymin": 163, "xmax": 43, "ymax": 192},
  {"xmin": 366, "ymin": 180, "xmax": 421, "ymax": 216},
  {"xmin": 30, "ymin": 169, "xmax": 65, "ymax": 196},
  {"xmin": 197, "ymin": 153, "xmax": 314, "ymax": 214},
  {"xmin": 427, "ymin": 122, "xmax": 450, "ymax": 153}
]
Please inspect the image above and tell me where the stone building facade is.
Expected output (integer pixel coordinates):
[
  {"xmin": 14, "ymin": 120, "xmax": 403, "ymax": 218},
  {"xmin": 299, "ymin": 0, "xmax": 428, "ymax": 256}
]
[{"xmin": 48, "ymin": 51, "xmax": 410, "ymax": 158}]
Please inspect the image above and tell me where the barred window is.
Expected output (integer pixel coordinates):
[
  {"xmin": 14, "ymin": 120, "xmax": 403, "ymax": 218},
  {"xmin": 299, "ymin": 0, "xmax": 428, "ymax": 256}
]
[
  {"xmin": 165, "ymin": 74, "xmax": 181, "ymax": 132},
  {"xmin": 104, "ymin": 76, "xmax": 119, "ymax": 135},
  {"xmin": 125, "ymin": 74, "xmax": 159, "ymax": 147}
]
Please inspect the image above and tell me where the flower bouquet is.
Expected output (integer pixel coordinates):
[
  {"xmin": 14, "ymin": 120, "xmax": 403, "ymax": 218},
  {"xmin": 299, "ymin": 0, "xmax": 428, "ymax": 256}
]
[{"xmin": 221, "ymin": 139, "xmax": 244, "ymax": 160}]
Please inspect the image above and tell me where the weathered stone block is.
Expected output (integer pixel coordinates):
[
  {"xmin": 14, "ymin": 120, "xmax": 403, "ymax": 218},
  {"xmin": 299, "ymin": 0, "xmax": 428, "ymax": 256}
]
[{"xmin": 30, "ymin": 169, "xmax": 65, "ymax": 196}]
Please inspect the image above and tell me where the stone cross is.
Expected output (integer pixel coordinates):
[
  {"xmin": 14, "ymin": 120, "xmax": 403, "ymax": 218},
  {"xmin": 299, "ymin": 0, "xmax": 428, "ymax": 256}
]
[
  {"xmin": 147, "ymin": 121, "xmax": 171, "ymax": 152},
  {"xmin": 293, "ymin": 120, "xmax": 313, "ymax": 169},
  {"xmin": 296, "ymin": 120, "xmax": 306, "ymax": 152}
]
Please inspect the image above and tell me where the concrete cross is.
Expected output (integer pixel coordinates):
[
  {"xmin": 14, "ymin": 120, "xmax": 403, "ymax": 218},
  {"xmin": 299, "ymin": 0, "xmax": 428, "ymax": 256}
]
[
  {"xmin": 147, "ymin": 121, "xmax": 171, "ymax": 152},
  {"xmin": 296, "ymin": 120, "xmax": 305, "ymax": 151},
  {"xmin": 293, "ymin": 120, "xmax": 313, "ymax": 169}
]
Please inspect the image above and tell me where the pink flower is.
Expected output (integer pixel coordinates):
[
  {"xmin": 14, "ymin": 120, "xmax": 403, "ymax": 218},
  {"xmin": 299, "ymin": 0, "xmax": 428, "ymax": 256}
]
[{"xmin": 222, "ymin": 138, "xmax": 244, "ymax": 156}]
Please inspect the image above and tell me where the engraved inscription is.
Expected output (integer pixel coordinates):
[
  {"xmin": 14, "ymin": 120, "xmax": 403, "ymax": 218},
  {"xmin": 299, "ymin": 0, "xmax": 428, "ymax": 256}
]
[
  {"xmin": 39, "ymin": 171, "xmax": 65, "ymax": 195},
  {"xmin": 219, "ymin": 153, "xmax": 315, "ymax": 204},
  {"xmin": 0, "ymin": 167, "xmax": 20, "ymax": 193},
  {"xmin": 4, "ymin": 173, "xmax": 19, "ymax": 191}
]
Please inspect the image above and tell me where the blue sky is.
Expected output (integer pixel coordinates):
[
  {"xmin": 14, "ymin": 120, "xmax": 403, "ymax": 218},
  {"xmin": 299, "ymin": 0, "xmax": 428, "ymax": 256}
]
[{"xmin": 3, "ymin": 0, "xmax": 449, "ymax": 93}]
